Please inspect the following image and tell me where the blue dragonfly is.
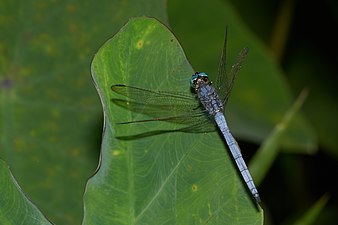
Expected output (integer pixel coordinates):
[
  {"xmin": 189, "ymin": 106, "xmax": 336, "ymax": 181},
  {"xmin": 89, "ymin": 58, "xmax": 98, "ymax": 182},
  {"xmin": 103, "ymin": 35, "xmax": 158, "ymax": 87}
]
[{"xmin": 111, "ymin": 31, "xmax": 260, "ymax": 203}]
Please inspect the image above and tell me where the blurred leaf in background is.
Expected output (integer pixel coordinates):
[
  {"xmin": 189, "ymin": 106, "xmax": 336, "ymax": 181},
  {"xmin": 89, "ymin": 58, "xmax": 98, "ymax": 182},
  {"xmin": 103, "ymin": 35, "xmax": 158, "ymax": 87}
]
[{"xmin": 0, "ymin": 0, "xmax": 167, "ymax": 224}]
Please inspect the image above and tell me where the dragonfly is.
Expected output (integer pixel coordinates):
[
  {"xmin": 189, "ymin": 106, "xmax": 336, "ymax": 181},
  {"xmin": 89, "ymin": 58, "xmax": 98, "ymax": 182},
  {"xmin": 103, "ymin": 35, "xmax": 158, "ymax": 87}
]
[{"xmin": 111, "ymin": 30, "xmax": 261, "ymax": 203}]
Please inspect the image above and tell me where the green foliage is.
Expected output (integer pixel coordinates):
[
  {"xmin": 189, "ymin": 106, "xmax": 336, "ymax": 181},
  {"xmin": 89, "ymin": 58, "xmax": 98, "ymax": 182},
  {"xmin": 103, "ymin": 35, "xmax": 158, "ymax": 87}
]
[
  {"xmin": 0, "ymin": 159, "xmax": 52, "ymax": 225},
  {"xmin": 1, "ymin": 0, "xmax": 336, "ymax": 224}
]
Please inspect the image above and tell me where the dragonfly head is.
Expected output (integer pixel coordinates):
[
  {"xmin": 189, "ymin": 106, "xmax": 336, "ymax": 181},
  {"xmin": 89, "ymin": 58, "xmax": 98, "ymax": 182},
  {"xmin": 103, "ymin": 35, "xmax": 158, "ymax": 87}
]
[{"xmin": 190, "ymin": 72, "xmax": 209, "ymax": 90}]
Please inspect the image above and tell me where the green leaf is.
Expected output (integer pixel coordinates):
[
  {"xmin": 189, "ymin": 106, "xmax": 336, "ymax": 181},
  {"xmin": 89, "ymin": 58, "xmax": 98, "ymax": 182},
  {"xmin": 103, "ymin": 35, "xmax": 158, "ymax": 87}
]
[
  {"xmin": 249, "ymin": 89, "xmax": 309, "ymax": 185},
  {"xmin": 0, "ymin": 1, "xmax": 167, "ymax": 224},
  {"xmin": 168, "ymin": 0, "xmax": 317, "ymax": 153},
  {"xmin": 0, "ymin": 159, "xmax": 51, "ymax": 225},
  {"xmin": 292, "ymin": 194, "xmax": 330, "ymax": 225},
  {"xmin": 85, "ymin": 17, "xmax": 263, "ymax": 224}
]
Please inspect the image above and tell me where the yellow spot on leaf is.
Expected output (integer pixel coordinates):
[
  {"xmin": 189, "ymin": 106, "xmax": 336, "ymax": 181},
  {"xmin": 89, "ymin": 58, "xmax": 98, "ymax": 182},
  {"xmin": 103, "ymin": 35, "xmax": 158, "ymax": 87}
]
[
  {"xmin": 69, "ymin": 171, "xmax": 79, "ymax": 179},
  {"xmin": 136, "ymin": 40, "xmax": 143, "ymax": 49},
  {"xmin": 72, "ymin": 148, "xmax": 80, "ymax": 157},
  {"xmin": 35, "ymin": 1, "xmax": 47, "ymax": 10},
  {"xmin": 31, "ymin": 155, "xmax": 40, "ymax": 163},
  {"xmin": 13, "ymin": 138, "xmax": 24, "ymax": 150},
  {"xmin": 20, "ymin": 67, "xmax": 32, "ymax": 77},
  {"xmin": 36, "ymin": 32, "xmax": 49, "ymax": 41},
  {"xmin": 44, "ymin": 44, "xmax": 55, "ymax": 56},
  {"xmin": 29, "ymin": 129, "xmax": 37, "ymax": 137},
  {"xmin": 47, "ymin": 90, "xmax": 60, "ymax": 100},
  {"xmin": 48, "ymin": 136, "xmax": 58, "ymax": 143},
  {"xmin": 75, "ymin": 77, "xmax": 85, "ymax": 87},
  {"xmin": 192, "ymin": 184, "xmax": 198, "ymax": 192},
  {"xmin": 67, "ymin": 4, "xmax": 77, "ymax": 13},
  {"xmin": 112, "ymin": 149, "xmax": 122, "ymax": 156},
  {"xmin": 51, "ymin": 109, "xmax": 60, "ymax": 118},
  {"xmin": 68, "ymin": 22, "xmax": 78, "ymax": 33}
]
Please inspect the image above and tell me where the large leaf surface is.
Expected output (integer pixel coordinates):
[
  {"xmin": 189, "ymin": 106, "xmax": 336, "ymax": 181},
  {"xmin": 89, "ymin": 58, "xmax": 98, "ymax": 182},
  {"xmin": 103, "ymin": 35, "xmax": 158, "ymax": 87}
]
[
  {"xmin": 86, "ymin": 17, "xmax": 263, "ymax": 225},
  {"xmin": 0, "ymin": 1, "xmax": 167, "ymax": 224}
]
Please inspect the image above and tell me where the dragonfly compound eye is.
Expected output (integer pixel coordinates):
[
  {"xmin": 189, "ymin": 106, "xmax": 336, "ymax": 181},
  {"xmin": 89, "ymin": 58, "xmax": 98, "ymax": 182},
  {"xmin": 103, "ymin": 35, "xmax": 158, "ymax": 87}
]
[{"xmin": 190, "ymin": 73, "xmax": 199, "ymax": 88}]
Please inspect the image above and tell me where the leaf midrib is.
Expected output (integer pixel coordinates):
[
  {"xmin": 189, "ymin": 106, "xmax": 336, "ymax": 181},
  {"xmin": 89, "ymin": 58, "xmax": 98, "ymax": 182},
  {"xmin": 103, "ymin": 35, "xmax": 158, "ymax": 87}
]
[{"xmin": 133, "ymin": 139, "xmax": 194, "ymax": 223}]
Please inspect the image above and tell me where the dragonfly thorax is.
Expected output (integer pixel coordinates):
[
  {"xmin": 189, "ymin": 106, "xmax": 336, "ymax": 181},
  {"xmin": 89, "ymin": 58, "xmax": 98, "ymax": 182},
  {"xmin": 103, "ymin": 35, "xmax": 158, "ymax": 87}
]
[
  {"xmin": 190, "ymin": 72, "xmax": 210, "ymax": 90},
  {"xmin": 197, "ymin": 84, "xmax": 224, "ymax": 116}
]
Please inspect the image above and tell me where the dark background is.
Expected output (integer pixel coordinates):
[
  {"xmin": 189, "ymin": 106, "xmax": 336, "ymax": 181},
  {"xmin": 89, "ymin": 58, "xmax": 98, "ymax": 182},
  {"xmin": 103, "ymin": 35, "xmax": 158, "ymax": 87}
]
[{"xmin": 227, "ymin": 0, "xmax": 338, "ymax": 224}]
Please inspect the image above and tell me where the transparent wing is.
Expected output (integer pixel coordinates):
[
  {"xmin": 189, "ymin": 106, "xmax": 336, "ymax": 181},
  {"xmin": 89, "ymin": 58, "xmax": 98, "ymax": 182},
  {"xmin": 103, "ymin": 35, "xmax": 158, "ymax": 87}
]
[
  {"xmin": 223, "ymin": 47, "xmax": 248, "ymax": 105},
  {"xmin": 112, "ymin": 84, "xmax": 200, "ymax": 110},
  {"xmin": 215, "ymin": 28, "xmax": 249, "ymax": 105},
  {"xmin": 112, "ymin": 98, "xmax": 207, "ymax": 124},
  {"xmin": 215, "ymin": 27, "xmax": 228, "ymax": 101},
  {"xmin": 111, "ymin": 84, "xmax": 216, "ymax": 131}
]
